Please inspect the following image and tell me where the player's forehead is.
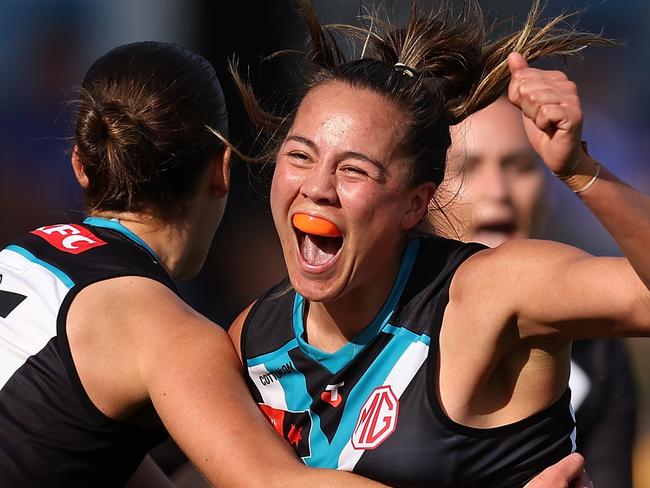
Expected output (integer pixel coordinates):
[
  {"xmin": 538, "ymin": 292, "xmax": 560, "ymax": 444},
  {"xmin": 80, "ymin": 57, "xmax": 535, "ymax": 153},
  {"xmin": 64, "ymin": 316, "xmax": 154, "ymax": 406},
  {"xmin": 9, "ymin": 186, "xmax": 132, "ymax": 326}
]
[{"xmin": 452, "ymin": 98, "xmax": 531, "ymax": 158}]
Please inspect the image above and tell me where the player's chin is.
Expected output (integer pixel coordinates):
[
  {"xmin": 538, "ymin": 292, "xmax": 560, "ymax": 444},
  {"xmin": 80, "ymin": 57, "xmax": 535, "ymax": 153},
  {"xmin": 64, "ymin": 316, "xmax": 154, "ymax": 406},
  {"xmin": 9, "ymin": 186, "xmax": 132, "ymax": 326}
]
[{"xmin": 289, "ymin": 267, "xmax": 347, "ymax": 303}]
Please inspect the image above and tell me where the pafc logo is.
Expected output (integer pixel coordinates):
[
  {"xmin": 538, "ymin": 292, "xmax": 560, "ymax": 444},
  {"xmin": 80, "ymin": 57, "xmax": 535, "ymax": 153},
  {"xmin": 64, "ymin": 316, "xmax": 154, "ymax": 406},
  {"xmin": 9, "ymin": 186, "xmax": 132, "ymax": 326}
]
[
  {"xmin": 352, "ymin": 385, "xmax": 399, "ymax": 450},
  {"xmin": 32, "ymin": 224, "xmax": 107, "ymax": 254},
  {"xmin": 259, "ymin": 404, "xmax": 312, "ymax": 458}
]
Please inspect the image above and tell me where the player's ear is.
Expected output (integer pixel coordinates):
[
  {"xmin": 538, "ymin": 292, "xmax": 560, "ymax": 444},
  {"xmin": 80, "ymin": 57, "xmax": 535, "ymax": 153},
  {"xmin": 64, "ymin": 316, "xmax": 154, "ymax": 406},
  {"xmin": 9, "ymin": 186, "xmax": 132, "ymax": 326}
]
[
  {"xmin": 71, "ymin": 145, "xmax": 89, "ymax": 189},
  {"xmin": 400, "ymin": 181, "xmax": 436, "ymax": 231},
  {"xmin": 209, "ymin": 145, "xmax": 231, "ymax": 198}
]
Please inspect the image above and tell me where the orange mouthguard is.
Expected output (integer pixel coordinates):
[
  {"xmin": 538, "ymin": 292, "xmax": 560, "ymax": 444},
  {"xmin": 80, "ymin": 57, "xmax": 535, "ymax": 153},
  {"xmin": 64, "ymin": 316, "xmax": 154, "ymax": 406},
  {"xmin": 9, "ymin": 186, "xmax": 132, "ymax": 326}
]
[{"xmin": 292, "ymin": 213, "xmax": 342, "ymax": 237}]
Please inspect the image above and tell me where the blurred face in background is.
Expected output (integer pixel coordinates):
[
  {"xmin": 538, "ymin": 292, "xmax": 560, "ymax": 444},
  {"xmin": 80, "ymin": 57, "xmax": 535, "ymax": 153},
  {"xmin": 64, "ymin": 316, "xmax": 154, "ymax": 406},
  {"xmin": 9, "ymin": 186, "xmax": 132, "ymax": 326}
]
[{"xmin": 444, "ymin": 97, "xmax": 546, "ymax": 247}]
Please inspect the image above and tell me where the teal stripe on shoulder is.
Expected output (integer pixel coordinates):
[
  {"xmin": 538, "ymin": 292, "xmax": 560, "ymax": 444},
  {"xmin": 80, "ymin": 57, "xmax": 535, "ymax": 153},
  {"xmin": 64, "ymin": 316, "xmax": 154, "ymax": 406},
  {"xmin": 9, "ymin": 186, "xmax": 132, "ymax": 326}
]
[
  {"xmin": 247, "ymin": 338, "xmax": 300, "ymax": 367},
  {"xmin": 83, "ymin": 216, "xmax": 158, "ymax": 259},
  {"xmin": 383, "ymin": 324, "xmax": 431, "ymax": 346},
  {"xmin": 5, "ymin": 245, "xmax": 75, "ymax": 289}
]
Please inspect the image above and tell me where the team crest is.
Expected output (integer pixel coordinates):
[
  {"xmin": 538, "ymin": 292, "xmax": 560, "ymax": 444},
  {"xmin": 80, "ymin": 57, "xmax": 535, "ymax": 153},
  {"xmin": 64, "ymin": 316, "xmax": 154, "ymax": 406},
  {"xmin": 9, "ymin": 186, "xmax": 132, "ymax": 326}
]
[{"xmin": 259, "ymin": 404, "xmax": 312, "ymax": 458}]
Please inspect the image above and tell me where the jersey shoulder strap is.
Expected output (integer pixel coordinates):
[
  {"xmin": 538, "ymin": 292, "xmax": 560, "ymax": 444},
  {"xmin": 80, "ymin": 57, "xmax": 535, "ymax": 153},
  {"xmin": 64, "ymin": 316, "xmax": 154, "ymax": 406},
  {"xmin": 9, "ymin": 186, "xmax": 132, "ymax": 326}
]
[
  {"xmin": 242, "ymin": 277, "xmax": 295, "ymax": 361},
  {"xmin": 392, "ymin": 236, "xmax": 486, "ymax": 335},
  {"xmin": 8, "ymin": 221, "xmax": 176, "ymax": 292}
]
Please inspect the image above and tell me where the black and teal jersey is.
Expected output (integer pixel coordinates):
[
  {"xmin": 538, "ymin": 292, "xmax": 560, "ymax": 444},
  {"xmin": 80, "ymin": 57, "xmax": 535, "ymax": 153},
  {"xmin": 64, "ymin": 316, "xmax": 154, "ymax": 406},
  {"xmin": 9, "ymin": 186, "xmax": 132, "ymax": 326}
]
[
  {"xmin": 0, "ymin": 217, "xmax": 173, "ymax": 487},
  {"xmin": 242, "ymin": 236, "xmax": 576, "ymax": 488}
]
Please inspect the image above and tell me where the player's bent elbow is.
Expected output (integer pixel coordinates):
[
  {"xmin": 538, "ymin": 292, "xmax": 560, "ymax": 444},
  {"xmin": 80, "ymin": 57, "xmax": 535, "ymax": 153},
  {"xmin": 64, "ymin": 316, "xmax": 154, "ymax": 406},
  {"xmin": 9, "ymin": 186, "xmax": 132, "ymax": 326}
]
[{"xmin": 616, "ymin": 282, "xmax": 650, "ymax": 336}]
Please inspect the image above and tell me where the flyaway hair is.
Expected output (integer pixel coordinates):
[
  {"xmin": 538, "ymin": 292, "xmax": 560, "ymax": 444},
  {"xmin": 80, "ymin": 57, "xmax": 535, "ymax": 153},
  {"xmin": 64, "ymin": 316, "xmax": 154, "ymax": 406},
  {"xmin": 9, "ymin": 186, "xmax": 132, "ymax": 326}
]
[
  {"xmin": 302, "ymin": 0, "xmax": 613, "ymax": 121},
  {"xmin": 231, "ymin": 0, "xmax": 615, "ymax": 233}
]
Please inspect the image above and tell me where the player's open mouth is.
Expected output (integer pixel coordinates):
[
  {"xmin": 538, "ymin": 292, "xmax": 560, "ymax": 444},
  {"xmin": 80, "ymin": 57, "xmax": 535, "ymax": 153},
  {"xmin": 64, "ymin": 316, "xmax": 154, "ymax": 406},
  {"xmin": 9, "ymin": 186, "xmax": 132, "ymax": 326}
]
[
  {"xmin": 473, "ymin": 219, "xmax": 517, "ymax": 246},
  {"xmin": 292, "ymin": 214, "xmax": 343, "ymax": 269},
  {"xmin": 476, "ymin": 221, "xmax": 516, "ymax": 235}
]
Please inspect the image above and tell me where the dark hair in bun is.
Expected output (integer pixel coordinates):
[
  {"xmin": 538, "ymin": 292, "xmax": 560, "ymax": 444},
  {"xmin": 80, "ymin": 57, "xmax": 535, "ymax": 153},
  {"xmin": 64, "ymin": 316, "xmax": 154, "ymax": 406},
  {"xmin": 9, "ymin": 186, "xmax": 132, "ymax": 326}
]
[{"xmin": 74, "ymin": 41, "xmax": 228, "ymax": 217}]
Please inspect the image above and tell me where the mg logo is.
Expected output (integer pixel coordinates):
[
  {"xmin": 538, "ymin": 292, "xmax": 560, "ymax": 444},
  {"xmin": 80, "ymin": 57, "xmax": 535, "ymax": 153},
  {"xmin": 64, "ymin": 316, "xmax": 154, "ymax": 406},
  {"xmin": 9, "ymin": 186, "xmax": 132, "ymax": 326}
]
[{"xmin": 352, "ymin": 385, "xmax": 399, "ymax": 450}]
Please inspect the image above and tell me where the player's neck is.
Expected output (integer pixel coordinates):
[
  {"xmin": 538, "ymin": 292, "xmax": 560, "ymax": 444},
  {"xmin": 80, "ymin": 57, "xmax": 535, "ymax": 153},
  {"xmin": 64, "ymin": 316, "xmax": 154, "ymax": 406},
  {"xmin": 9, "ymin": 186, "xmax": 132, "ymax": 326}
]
[{"xmin": 90, "ymin": 210, "xmax": 191, "ymax": 279}]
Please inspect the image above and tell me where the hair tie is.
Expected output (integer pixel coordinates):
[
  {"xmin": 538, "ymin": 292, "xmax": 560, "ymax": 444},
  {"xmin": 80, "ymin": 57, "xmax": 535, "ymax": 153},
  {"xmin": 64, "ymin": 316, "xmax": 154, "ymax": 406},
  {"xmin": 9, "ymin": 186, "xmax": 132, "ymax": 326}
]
[{"xmin": 394, "ymin": 62, "xmax": 416, "ymax": 78}]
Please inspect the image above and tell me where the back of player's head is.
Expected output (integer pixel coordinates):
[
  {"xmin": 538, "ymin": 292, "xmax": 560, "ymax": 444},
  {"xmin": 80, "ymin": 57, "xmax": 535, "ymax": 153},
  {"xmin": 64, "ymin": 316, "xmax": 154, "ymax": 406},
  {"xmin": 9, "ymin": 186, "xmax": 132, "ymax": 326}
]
[{"xmin": 74, "ymin": 41, "xmax": 228, "ymax": 217}]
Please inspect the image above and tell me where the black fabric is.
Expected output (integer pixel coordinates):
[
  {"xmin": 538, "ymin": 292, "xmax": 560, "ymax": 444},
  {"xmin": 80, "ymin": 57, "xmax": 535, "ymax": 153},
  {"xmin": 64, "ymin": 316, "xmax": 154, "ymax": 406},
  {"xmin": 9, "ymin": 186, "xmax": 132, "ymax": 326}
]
[
  {"xmin": 0, "ymin": 338, "xmax": 165, "ymax": 487},
  {"xmin": 241, "ymin": 277, "xmax": 294, "ymax": 360},
  {"xmin": 0, "ymin": 290, "xmax": 27, "ymax": 318},
  {"xmin": 0, "ymin": 223, "xmax": 175, "ymax": 487},
  {"xmin": 243, "ymin": 236, "xmax": 576, "ymax": 487},
  {"xmin": 572, "ymin": 339, "xmax": 636, "ymax": 488}
]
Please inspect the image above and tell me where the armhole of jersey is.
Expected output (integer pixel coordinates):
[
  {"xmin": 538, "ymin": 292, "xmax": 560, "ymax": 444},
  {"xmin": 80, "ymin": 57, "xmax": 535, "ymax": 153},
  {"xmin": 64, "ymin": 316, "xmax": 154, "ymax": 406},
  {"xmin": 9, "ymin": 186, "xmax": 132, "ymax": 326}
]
[
  {"xmin": 424, "ymin": 244, "xmax": 574, "ymax": 438},
  {"xmin": 56, "ymin": 272, "xmax": 176, "ymax": 425},
  {"xmin": 240, "ymin": 279, "xmax": 293, "ymax": 366},
  {"xmin": 240, "ymin": 299, "xmax": 265, "ymax": 369}
]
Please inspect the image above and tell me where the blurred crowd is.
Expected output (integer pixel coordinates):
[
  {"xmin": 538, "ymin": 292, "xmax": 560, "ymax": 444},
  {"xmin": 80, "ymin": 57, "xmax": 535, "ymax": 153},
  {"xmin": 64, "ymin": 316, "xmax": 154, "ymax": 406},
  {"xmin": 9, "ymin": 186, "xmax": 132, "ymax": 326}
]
[{"xmin": 1, "ymin": 0, "xmax": 648, "ymax": 485}]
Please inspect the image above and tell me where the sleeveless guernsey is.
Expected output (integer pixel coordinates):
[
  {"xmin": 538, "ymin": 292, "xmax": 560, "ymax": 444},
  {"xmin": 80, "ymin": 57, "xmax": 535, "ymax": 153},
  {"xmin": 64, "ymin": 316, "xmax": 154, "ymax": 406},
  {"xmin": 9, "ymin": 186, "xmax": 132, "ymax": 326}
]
[
  {"xmin": 0, "ymin": 217, "xmax": 174, "ymax": 487},
  {"xmin": 242, "ymin": 236, "xmax": 576, "ymax": 488}
]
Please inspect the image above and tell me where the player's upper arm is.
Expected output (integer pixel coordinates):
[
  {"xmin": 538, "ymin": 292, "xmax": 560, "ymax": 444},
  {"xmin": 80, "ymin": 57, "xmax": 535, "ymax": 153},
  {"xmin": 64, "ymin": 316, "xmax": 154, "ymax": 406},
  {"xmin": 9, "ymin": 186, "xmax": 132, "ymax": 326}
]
[
  {"xmin": 454, "ymin": 239, "xmax": 650, "ymax": 341},
  {"xmin": 70, "ymin": 279, "xmax": 388, "ymax": 487},
  {"xmin": 116, "ymin": 288, "xmax": 294, "ymax": 487}
]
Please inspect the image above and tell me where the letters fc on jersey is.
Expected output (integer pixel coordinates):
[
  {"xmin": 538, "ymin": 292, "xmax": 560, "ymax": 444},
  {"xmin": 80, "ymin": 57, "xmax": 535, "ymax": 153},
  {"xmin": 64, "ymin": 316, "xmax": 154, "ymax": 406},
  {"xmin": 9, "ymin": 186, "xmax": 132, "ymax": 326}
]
[{"xmin": 32, "ymin": 224, "xmax": 106, "ymax": 255}]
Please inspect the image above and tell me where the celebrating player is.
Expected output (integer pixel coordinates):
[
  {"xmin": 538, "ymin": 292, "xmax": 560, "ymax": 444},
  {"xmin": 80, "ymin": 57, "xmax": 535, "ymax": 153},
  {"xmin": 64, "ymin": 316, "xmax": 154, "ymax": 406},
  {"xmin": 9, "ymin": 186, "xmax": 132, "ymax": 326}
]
[{"xmin": 229, "ymin": 1, "xmax": 647, "ymax": 486}]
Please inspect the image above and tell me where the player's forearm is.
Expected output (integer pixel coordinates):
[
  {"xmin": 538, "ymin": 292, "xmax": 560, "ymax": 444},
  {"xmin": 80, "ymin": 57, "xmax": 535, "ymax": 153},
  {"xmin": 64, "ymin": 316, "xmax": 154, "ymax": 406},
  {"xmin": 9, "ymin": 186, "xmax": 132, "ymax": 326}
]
[
  {"xmin": 276, "ymin": 457, "xmax": 590, "ymax": 488},
  {"xmin": 574, "ymin": 157, "xmax": 650, "ymax": 291},
  {"xmin": 263, "ymin": 466, "xmax": 389, "ymax": 488}
]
